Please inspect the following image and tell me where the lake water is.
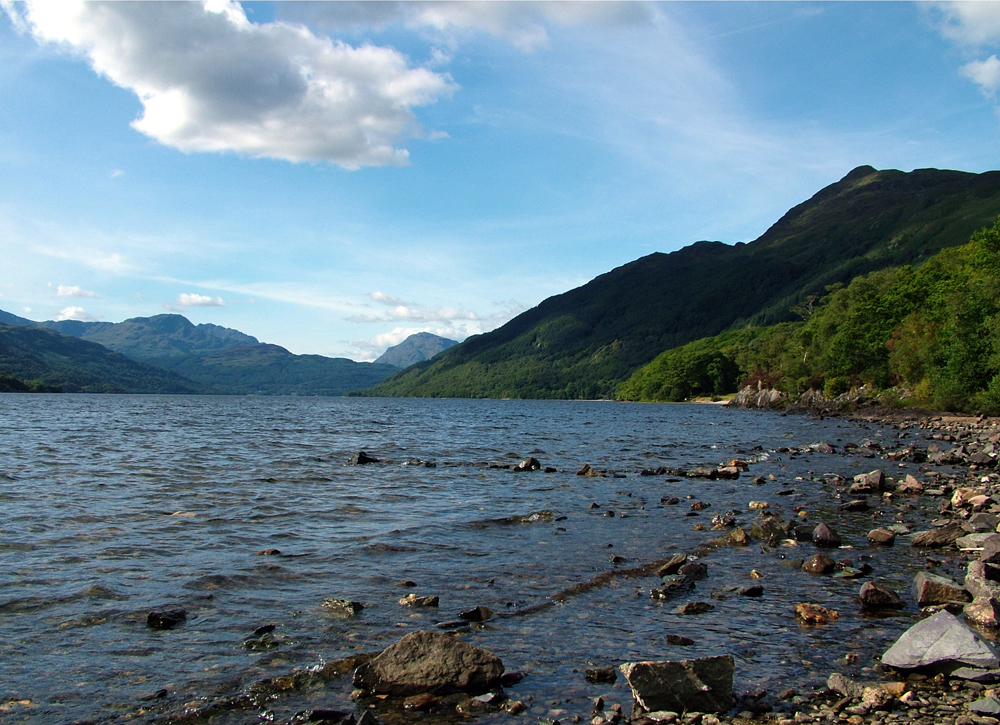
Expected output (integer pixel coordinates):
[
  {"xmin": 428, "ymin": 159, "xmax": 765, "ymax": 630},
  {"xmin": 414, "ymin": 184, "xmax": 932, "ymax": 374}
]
[{"xmin": 0, "ymin": 395, "xmax": 953, "ymax": 724}]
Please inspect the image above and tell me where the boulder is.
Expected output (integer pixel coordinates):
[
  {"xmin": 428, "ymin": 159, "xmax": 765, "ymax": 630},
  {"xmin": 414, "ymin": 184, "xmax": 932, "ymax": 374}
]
[
  {"xmin": 658, "ymin": 554, "xmax": 688, "ymax": 576},
  {"xmin": 896, "ymin": 474, "xmax": 924, "ymax": 495},
  {"xmin": 147, "ymin": 609, "xmax": 186, "ymax": 630},
  {"xmin": 687, "ymin": 466, "xmax": 719, "ymax": 479},
  {"xmin": 867, "ymin": 528, "xmax": 896, "ymax": 546},
  {"xmin": 827, "ymin": 672, "xmax": 864, "ymax": 699},
  {"xmin": 513, "ymin": 457, "xmax": 541, "ymax": 472},
  {"xmin": 914, "ymin": 571, "xmax": 969, "ymax": 606},
  {"xmin": 966, "ymin": 513, "xmax": 1000, "ymax": 533},
  {"xmin": 969, "ymin": 696, "xmax": 1000, "ymax": 715},
  {"xmin": 965, "ymin": 597, "xmax": 1000, "ymax": 628},
  {"xmin": 957, "ymin": 533, "xmax": 999, "ymax": 551},
  {"xmin": 859, "ymin": 581, "xmax": 905, "ymax": 611},
  {"xmin": 967, "ymin": 561, "xmax": 1000, "ymax": 601},
  {"xmin": 347, "ymin": 452, "xmax": 379, "ymax": 465},
  {"xmin": 352, "ymin": 630, "xmax": 504, "ymax": 696},
  {"xmin": 619, "ymin": 656, "xmax": 734, "ymax": 714},
  {"xmin": 801, "ymin": 554, "xmax": 837, "ymax": 575},
  {"xmin": 812, "ymin": 523, "xmax": 842, "ymax": 548},
  {"xmin": 881, "ymin": 610, "xmax": 1000, "ymax": 670},
  {"xmin": 911, "ymin": 522, "xmax": 966, "ymax": 548},
  {"xmin": 982, "ymin": 536, "xmax": 1000, "ymax": 565},
  {"xmin": 678, "ymin": 561, "xmax": 708, "ymax": 581},
  {"xmin": 750, "ymin": 517, "xmax": 786, "ymax": 546},
  {"xmin": 459, "ymin": 606, "xmax": 495, "ymax": 623},
  {"xmin": 851, "ymin": 470, "xmax": 886, "ymax": 494}
]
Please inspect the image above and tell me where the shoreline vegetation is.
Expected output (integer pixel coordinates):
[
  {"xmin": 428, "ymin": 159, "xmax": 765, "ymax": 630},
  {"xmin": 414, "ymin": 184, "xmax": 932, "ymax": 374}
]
[{"xmin": 618, "ymin": 220, "xmax": 1000, "ymax": 420}]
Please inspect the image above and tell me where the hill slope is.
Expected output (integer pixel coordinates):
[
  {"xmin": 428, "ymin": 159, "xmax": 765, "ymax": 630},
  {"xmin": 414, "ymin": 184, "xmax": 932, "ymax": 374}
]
[
  {"xmin": 362, "ymin": 166, "xmax": 1000, "ymax": 399},
  {"xmin": 0, "ymin": 323, "xmax": 205, "ymax": 393},
  {"xmin": 41, "ymin": 314, "xmax": 260, "ymax": 360},
  {"xmin": 154, "ymin": 344, "xmax": 397, "ymax": 396},
  {"xmin": 374, "ymin": 332, "xmax": 458, "ymax": 368}
]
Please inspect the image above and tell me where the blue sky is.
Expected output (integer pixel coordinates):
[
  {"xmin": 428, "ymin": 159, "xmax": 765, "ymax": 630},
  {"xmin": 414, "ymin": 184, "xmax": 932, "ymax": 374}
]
[{"xmin": 2, "ymin": 1, "xmax": 1000, "ymax": 360}]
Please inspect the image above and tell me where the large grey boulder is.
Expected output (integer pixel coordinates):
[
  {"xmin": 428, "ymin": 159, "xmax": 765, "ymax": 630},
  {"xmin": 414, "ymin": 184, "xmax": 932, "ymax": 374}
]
[
  {"xmin": 619, "ymin": 655, "xmax": 734, "ymax": 714},
  {"xmin": 882, "ymin": 610, "xmax": 1000, "ymax": 670},
  {"xmin": 966, "ymin": 561, "xmax": 1000, "ymax": 601},
  {"xmin": 352, "ymin": 630, "xmax": 504, "ymax": 696}
]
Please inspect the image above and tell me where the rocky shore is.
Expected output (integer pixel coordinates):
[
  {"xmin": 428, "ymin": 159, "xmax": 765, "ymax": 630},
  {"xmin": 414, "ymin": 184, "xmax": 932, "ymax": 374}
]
[{"xmin": 34, "ymin": 406, "xmax": 1000, "ymax": 725}]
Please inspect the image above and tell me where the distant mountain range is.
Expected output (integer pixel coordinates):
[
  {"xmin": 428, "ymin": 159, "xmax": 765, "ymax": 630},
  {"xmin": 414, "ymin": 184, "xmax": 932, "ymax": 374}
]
[
  {"xmin": 0, "ymin": 313, "xmax": 441, "ymax": 395},
  {"xmin": 360, "ymin": 165, "xmax": 1000, "ymax": 399},
  {"xmin": 374, "ymin": 332, "xmax": 457, "ymax": 368}
]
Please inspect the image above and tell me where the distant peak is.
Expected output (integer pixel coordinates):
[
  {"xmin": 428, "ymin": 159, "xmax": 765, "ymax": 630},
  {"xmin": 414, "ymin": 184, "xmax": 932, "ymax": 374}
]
[{"xmin": 841, "ymin": 165, "xmax": 878, "ymax": 182}]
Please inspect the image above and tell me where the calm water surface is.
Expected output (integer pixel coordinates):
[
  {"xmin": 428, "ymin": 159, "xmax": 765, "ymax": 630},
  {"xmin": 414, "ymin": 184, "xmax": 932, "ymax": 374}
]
[{"xmin": 0, "ymin": 396, "xmax": 953, "ymax": 723}]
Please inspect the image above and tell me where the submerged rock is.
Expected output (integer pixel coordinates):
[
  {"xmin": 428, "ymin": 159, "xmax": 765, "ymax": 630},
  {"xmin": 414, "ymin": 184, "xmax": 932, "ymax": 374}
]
[
  {"xmin": 812, "ymin": 523, "xmax": 842, "ymax": 548},
  {"xmin": 322, "ymin": 598, "xmax": 364, "ymax": 616},
  {"xmin": 801, "ymin": 554, "xmax": 837, "ymax": 575},
  {"xmin": 585, "ymin": 667, "xmax": 617, "ymax": 683},
  {"xmin": 881, "ymin": 610, "xmax": 1000, "ymax": 670},
  {"xmin": 147, "ymin": 609, "xmax": 186, "ymax": 629},
  {"xmin": 347, "ymin": 452, "xmax": 379, "ymax": 465},
  {"xmin": 399, "ymin": 594, "xmax": 439, "ymax": 607},
  {"xmin": 352, "ymin": 630, "xmax": 504, "ymax": 696},
  {"xmin": 794, "ymin": 603, "xmax": 838, "ymax": 624},
  {"xmin": 458, "ymin": 606, "xmax": 495, "ymax": 622},
  {"xmin": 619, "ymin": 655, "xmax": 734, "ymax": 714}
]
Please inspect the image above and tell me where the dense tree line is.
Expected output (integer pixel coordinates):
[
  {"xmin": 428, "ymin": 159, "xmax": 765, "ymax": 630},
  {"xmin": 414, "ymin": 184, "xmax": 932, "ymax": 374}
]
[{"xmin": 618, "ymin": 221, "xmax": 1000, "ymax": 414}]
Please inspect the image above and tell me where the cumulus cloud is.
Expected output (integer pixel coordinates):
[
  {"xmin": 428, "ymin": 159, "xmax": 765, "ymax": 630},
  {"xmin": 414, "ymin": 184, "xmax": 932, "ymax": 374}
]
[
  {"xmin": 56, "ymin": 284, "xmax": 98, "ymax": 298},
  {"xmin": 280, "ymin": 1, "xmax": 653, "ymax": 51},
  {"xmin": 56, "ymin": 306, "xmax": 98, "ymax": 321},
  {"xmin": 928, "ymin": 1, "xmax": 1000, "ymax": 47},
  {"xmin": 961, "ymin": 55, "xmax": 1000, "ymax": 97},
  {"xmin": 178, "ymin": 292, "xmax": 224, "ymax": 307},
  {"xmin": 8, "ymin": 1, "xmax": 455, "ymax": 167}
]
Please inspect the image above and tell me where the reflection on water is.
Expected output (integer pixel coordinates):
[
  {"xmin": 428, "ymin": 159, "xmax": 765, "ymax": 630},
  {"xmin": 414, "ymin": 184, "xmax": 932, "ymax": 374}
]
[{"xmin": 0, "ymin": 395, "xmax": 950, "ymax": 723}]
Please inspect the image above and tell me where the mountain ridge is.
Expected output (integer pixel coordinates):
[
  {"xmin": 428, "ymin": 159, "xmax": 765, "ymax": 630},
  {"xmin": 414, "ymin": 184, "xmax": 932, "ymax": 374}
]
[{"xmin": 359, "ymin": 165, "xmax": 1000, "ymax": 399}]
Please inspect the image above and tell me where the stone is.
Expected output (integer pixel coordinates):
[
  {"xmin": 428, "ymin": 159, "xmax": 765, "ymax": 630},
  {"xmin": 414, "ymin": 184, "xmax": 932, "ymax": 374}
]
[
  {"xmin": 861, "ymin": 686, "xmax": 894, "ymax": 710},
  {"xmin": 728, "ymin": 527, "xmax": 750, "ymax": 546},
  {"xmin": 801, "ymin": 554, "xmax": 837, "ymax": 575},
  {"xmin": 666, "ymin": 635, "xmax": 694, "ymax": 646},
  {"xmin": 459, "ymin": 606, "xmax": 495, "ymax": 622},
  {"xmin": 881, "ymin": 610, "xmax": 1000, "ymax": 670},
  {"xmin": 867, "ymin": 528, "xmax": 896, "ymax": 546},
  {"xmin": 827, "ymin": 672, "xmax": 864, "ymax": 699},
  {"xmin": 402, "ymin": 693, "xmax": 439, "ymax": 711},
  {"xmin": 687, "ymin": 467, "xmax": 719, "ymax": 479},
  {"xmin": 813, "ymin": 523, "xmax": 842, "ymax": 548},
  {"xmin": 859, "ymin": 580, "xmax": 905, "ymax": 611},
  {"xmin": 256, "ymin": 548, "xmax": 282, "ymax": 556},
  {"xmin": 322, "ymin": 598, "xmax": 364, "ymax": 616},
  {"xmin": 676, "ymin": 601, "xmax": 714, "ymax": 615},
  {"xmin": 399, "ymin": 594, "xmax": 439, "ymax": 607},
  {"xmin": 843, "ymin": 499, "xmax": 869, "ymax": 512},
  {"xmin": 739, "ymin": 585, "xmax": 764, "ymax": 597},
  {"xmin": 513, "ymin": 457, "xmax": 541, "ymax": 472},
  {"xmin": 896, "ymin": 474, "xmax": 925, "ymax": 495},
  {"xmin": 950, "ymin": 667, "xmax": 1000, "ymax": 682},
  {"xmin": 914, "ymin": 571, "xmax": 970, "ymax": 606},
  {"xmin": 966, "ymin": 597, "xmax": 1000, "ymax": 628},
  {"xmin": 678, "ymin": 562, "xmax": 708, "ymax": 581},
  {"xmin": 794, "ymin": 603, "xmax": 838, "ymax": 624},
  {"xmin": 967, "ymin": 561, "xmax": 1000, "ymax": 601},
  {"xmin": 968, "ymin": 514, "xmax": 1000, "ymax": 533},
  {"xmin": 749, "ymin": 501, "xmax": 770, "ymax": 510},
  {"xmin": 352, "ymin": 630, "xmax": 504, "ymax": 696},
  {"xmin": 585, "ymin": 667, "xmax": 618, "ymax": 683},
  {"xmin": 619, "ymin": 656, "xmax": 735, "ymax": 714},
  {"xmin": 716, "ymin": 466, "xmax": 741, "ymax": 479},
  {"xmin": 652, "ymin": 577, "xmax": 695, "ymax": 601},
  {"xmin": 147, "ymin": 609, "xmax": 186, "ymax": 629},
  {"xmin": 577, "ymin": 464, "xmax": 601, "ymax": 477},
  {"xmin": 969, "ymin": 697, "xmax": 1000, "ymax": 716},
  {"xmin": 912, "ymin": 522, "xmax": 966, "ymax": 548},
  {"xmin": 958, "ymin": 533, "xmax": 1000, "ymax": 551},
  {"xmin": 347, "ymin": 451, "xmax": 379, "ymax": 465},
  {"xmin": 658, "ymin": 554, "xmax": 688, "ymax": 576},
  {"xmin": 751, "ymin": 517, "xmax": 787, "ymax": 546},
  {"xmin": 982, "ymin": 536, "xmax": 1000, "ymax": 565}
]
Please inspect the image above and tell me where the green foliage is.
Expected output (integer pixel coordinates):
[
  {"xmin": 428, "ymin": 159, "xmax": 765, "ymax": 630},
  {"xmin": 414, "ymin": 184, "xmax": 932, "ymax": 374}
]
[
  {"xmin": 619, "ymin": 219, "xmax": 1000, "ymax": 414},
  {"xmin": 0, "ymin": 323, "xmax": 203, "ymax": 393},
  {"xmin": 367, "ymin": 166, "xmax": 1000, "ymax": 399}
]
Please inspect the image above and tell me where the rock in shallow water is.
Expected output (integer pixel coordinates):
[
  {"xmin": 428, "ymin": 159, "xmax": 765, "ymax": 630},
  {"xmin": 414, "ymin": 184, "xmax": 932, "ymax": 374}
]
[
  {"xmin": 352, "ymin": 630, "xmax": 504, "ymax": 696},
  {"xmin": 147, "ymin": 609, "xmax": 186, "ymax": 629},
  {"xmin": 619, "ymin": 656, "xmax": 734, "ymax": 714},
  {"xmin": 859, "ymin": 580, "xmax": 905, "ymax": 611}
]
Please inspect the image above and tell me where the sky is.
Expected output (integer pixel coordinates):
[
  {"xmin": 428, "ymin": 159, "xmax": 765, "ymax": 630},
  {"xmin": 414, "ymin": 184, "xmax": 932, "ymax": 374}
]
[{"xmin": 2, "ymin": 1, "xmax": 1000, "ymax": 361}]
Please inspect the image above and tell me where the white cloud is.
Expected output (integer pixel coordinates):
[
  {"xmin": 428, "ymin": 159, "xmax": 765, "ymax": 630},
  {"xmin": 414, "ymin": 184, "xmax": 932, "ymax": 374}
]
[
  {"xmin": 109, "ymin": 169, "xmax": 124, "ymax": 178},
  {"xmin": 350, "ymin": 324, "xmax": 460, "ymax": 361},
  {"xmin": 349, "ymin": 289, "xmax": 479, "ymax": 323},
  {"xmin": 927, "ymin": 1, "xmax": 1000, "ymax": 47},
  {"xmin": 36, "ymin": 245, "xmax": 131, "ymax": 273},
  {"xmin": 56, "ymin": 306, "xmax": 98, "ymax": 321},
  {"xmin": 10, "ymin": 1, "xmax": 455, "ymax": 167},
  {"xmin": 280, "ymin": 2, "xmax": 653, "ymax": 52},
  {"xmin": 177, "ymin": 292, "xmax": 224, "ymax": 307},
  {"xmin": 961, "ymin": 55, "xmax": 1000, "ymax": 97},
  {"xmin": 56, "ymin": 284, "xmax": 98, "ymax": 298}
]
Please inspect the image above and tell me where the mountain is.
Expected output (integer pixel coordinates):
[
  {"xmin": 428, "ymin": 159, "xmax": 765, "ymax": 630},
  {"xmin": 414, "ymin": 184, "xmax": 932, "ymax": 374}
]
[
  {"xmin": 41, "ymin": 313, "xmax": 260, "ymax": 360},
  {"xmin": 153, "ymin": 344, "xmax": 397, "ymax": 396},
  {"xmin": 374, "ymin": 332, "xmax": 458, "ymax": 368},
  {"xmin": 0, "ymin": 323, "xmax": 205, "ymax": 393},
  {"xmin": 361, "ymin": 166, "xmax": 1000, "ymax": 399},
  {"xmin": 0, "ymin": 309, "xmax": 37, "ymax": 326}
]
